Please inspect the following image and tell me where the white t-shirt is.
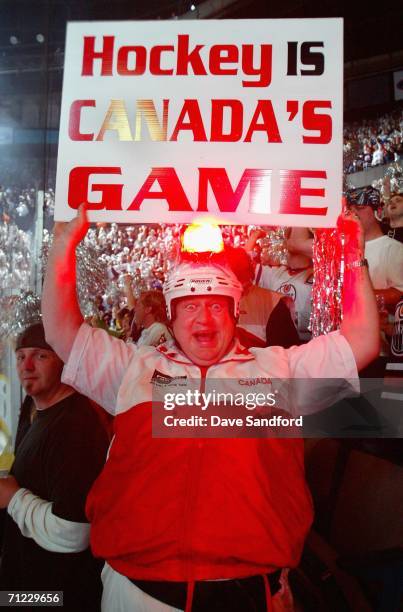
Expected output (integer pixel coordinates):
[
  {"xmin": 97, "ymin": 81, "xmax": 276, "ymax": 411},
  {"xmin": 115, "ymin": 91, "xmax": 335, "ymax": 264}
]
[
  {"xmin": 371, "ymin": 148, "xmax": 384, "ymax": 166},
  {"xmin": 256, "ymin": 265, "xmax": 313, "ymax": 341},
  {"xmin": 137, "ymin": 322, "xmax": 172, "ymax": 348},
  {"xmin": 364, "ymin": 235, "xmax": 403, "ymax": 291}
]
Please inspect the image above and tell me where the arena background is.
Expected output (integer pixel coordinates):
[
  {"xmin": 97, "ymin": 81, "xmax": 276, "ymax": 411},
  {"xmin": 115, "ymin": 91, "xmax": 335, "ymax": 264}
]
[{"xmin": 0, "ymin": 4, "xmax": 402, "ymax": 608}]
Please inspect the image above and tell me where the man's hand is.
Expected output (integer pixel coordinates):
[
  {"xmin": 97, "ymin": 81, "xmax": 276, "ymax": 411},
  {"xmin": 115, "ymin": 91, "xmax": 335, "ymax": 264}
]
[
  {"xmin": 54, "ymin": 205, "xmax": 89, "ymax": 285},
  {"xmin": 285, "ymin": 228, "xmax": 313, "ymax": 259},
  {"xmin": 249, "ymin": 228, "xmax": 266, "ymax": 240},
  {"xmin": 244, "ymin": 228, "xmax": 266, "ymax": 252},
  {"xmin": 54, "ymin": 204, "xmax": 89, "ymax": 245},
  {"xmin": 0, "ymin": 476, "xmax": 20, "ymax": 509},
  {"xmin": 337, "ymin": 210, "xmax": 365, "ymax": 263},
  {"xmin": 123, "ymin": 274, "xmax": 133, "ymax": 289}
]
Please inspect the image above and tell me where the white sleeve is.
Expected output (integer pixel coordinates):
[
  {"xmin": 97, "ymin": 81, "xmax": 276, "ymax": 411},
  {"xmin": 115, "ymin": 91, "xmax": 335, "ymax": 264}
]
[
  {"xmin": 62, "ymin": 323, "xmax": 138, "ymax": 414},
  {"xmin": 8, "ymin": 488, "xmax": 90, "ymax": 553},
  {"xmin": 284, "ymin": 331, "xmax": 360, "ymax": 415},
  {"xmin": 253, "ymin": 331, "xmax": 360, "ymax": 416},
  {"xmin": 257, "ymin": 266, "xmax": 273, "ymax": 289},
  {"xmin": 385, "ymin": 241, "xmax": 403, "ymax": 292},
  {"xmin": 147, "ymin": 324, "xmax": 172, "ymax": 347},
  {"xmin": 286, "ymin": 331, "xmax": 359, "ymax": 378}
]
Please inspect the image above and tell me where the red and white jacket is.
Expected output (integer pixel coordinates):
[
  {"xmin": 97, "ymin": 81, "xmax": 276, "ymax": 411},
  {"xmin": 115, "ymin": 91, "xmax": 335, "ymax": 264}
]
[{"xmin": 62, "ymin": 324, "xmax": 358, "ymax": 582}]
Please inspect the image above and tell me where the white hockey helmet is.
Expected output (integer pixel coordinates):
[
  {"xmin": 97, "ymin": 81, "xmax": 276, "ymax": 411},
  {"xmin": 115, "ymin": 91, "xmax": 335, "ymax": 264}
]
[{"xmin": 163, "ymin": 261, "xmax": 243, "ymax": 320}]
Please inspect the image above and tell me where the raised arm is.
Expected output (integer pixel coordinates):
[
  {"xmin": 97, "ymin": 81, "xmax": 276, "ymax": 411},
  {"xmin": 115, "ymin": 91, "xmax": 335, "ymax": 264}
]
[
  {"xmin": 243, "ymin": 228, "xmax": 266, "ymax": 253},
  {"xmin": 339, "ymin": 212, "xmax": 380, "ymax": 370},
  {"xmin": 123, "ymin": 274, "xmax": 137, "ymax": 310},
  {"xmin": 42, "ymin": 206, "xmax": 89, "ymax": 362},
  {"xmin": 285, "ymin": 227, "xmax": 314, "ymax": 259}
]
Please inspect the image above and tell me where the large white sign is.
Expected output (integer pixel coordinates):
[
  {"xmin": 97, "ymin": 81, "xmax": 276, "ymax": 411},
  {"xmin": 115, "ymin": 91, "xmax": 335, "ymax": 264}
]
[{"xmin": 55, "ymin": 19, "xmax": 343, "ymax": 227}]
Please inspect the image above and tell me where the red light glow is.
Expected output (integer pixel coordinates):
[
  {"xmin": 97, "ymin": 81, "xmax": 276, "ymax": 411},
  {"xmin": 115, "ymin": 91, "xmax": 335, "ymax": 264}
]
[{"xmin": 182, "ymin": 222, "xmax": 224, "ymax": 254}]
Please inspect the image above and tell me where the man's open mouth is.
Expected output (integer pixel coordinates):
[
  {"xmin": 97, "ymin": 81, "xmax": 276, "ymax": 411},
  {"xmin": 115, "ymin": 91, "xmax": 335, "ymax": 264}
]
[{"xmin": 194, "ymin": 331, "xmax": 217, "ymax": 344}]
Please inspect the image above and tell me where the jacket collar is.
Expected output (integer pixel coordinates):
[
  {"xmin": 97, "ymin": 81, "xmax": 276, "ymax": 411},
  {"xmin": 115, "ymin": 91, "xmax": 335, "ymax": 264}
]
[{"xmin": 156, "ymin": 337, "xmax": 253, "ymax": 365}]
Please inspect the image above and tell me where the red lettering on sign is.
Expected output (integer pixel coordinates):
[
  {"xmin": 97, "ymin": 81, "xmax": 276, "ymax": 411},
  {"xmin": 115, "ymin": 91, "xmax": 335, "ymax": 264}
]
[
  {"xmin": 279, "ymin": 170, "xmax": 327, "ymax": 215},
  {"xmin": 244, "ymin": 100, "xmax": 281, "ymax": 142},
  {"xmin": 210, "ymin": 100, "xmax": 243, "ymax": 141},
  {"xmin": 80, "ymin": 36, "xmax": 272, "ymax": 88},
  {"xmin": 150, "ymin": 46, "xmax": 174, "ymax": 75},
  {"xmin": 68, "ymin": 167, "xmax": 123, "ymax": 210},
  {"xmin": 67, "ymin": 167, "xmax": 328, "ymax": 216},
  {"xmin": 242, "ymin": 44, "xmax": 272, "ymax": 87},
  {"xmin": 209, "ymin": 45, "xmax": 238, "ymax": 75},
  {"xmin": 67, "ymin": 97, "xmax": 287, "ymax": 143},
  {"xmin": 117, "ymin": 45, "xmax": 147, "ymax": 75},
  {"xmin": 82, "ymin": 36, "xmax": 114, "ymax": 76},
  {"xmin": 197, "ymin": 168, "xmax": 271, "ymax": 212},
  {"xmin": 170, "ymin": 100, "xmax": 207, "ymax": 141},
  {"xmin": 68, "ymin": 100, "xmax": 95, "ymax": 141},
  {"xmin": 302, "ymin": 101, "xmax": 332, "ymax": 144},
  {"xmin": 128, "ymin": 168, "xmax": 193, "ymax": 211},
  {"xmin": 176, "ymin": 34, "xmax": 207, "ymax": 76}
]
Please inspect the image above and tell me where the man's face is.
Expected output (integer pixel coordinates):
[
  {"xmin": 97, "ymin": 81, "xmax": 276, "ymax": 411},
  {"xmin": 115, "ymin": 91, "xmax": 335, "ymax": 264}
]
[
  {"xmin": 172, "ymin": 295, "xmax": 235, "ymax": 366},
  {"xmin": 134, "ymin": 299, "xmax": 147, "ymax": 328},
  {"xmin": 285, "ymin": 228, "xmax": 313, "ymax": 270},
  {"xmin": 122, "ymin": 313, "xmax": 132, "ymax": 332},
  {"xmin": 386, "ymin": 194, "xmax": 403, "ymax": 228},
  {"xmin": 348, "ymin": 204, "xmax": 375, "ymax": 235},
  {"xmin": 16, "ymin": 348, "xmax": 64, "ymax": 401}
]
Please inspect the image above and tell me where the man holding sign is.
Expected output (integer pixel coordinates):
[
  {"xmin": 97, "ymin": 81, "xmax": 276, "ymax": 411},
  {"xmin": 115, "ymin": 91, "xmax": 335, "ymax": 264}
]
[
  {"xmin": 42, "ymin": 204, "xmax": 378, "ymax": 611},
  {"xmin": 55, "ymin": 19, "xmax": 343, "ymax": 228}
]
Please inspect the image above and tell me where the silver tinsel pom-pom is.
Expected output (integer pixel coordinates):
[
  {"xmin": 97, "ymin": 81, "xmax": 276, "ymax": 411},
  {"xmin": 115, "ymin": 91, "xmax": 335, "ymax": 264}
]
[
  {"xmin": 0, "ymin": 291, "xmax": 42, "ymax": 342},
  {"xmin": 371, "ymin": 162, "xmax": 403, "ymax": 200},
  {"xmin": 310, "ymin": 228, "xmax": 343, "ymax": 337},
  {"xmin": 260, "ymin": 227, "xmax": 288, "ymax": 266},
  {"xmin": 41, "ymin": 228, "xmax": 109, "ymax": 319},
  {"xmin": 76, "ymin": 239, "xmax": 109, "ymax": 318}
]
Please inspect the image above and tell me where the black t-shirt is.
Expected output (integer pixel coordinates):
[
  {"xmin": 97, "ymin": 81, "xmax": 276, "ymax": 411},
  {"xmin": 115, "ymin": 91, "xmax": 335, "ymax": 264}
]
[
  {"xmin": 381, "ymin": 222, "xmax": 403, "ymax": 244},
  {"xmin": 389, "ymin": 226, "xmax": 403, "ymax": 244},
  {"xmin": 0, "ymin": 393, "xmax": 110, "ymax": 611},
  {"xmin": 266, "ymin": 298, "xmax": 301, "ymax": 348}
]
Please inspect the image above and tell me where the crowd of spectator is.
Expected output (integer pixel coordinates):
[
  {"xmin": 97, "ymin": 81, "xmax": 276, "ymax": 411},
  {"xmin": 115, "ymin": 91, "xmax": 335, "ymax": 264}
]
[
  {"xmin": 0, "ymin": 185, "xmax": 55, "ymax": 232},
  {"xmin": 0, "ymin": 221, "xmax": 32, "ymax": 292},
  {"xmin": 344, "ymin": 107, "xmax": 403, "ymax": 173}
]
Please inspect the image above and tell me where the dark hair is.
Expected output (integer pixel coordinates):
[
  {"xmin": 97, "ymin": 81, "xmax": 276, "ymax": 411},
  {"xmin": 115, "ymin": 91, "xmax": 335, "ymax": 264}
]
[
  {"xmin": 346, "ymin": 186, "xmax": 381, "ymax": 210},
  {"xmin": 118, "ymin": 307, "xmax": 130, "ymax": 319},
  {"xmin": 139, "ymin": 291, "xmax": 168, "ymax": 324},
  {"xmin": 225, "ymin": 246, "xmax": 254, "ymax": 286},
  {"xmin": 15, "ymin": 323, "xmax": 54, "ymax": 352}
]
